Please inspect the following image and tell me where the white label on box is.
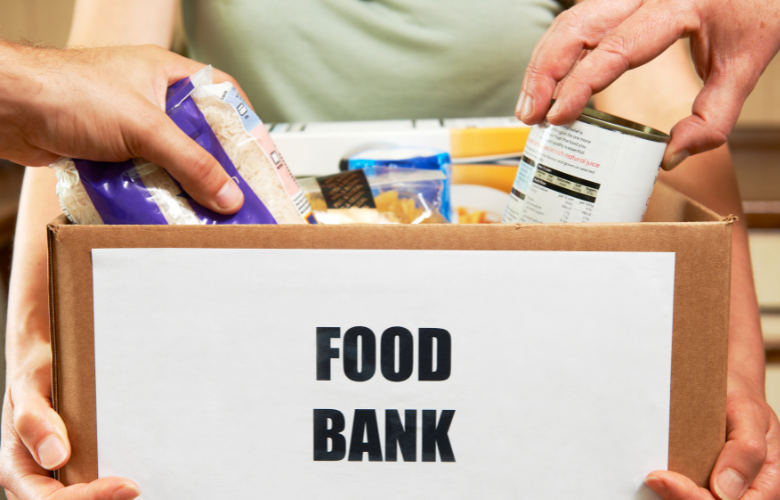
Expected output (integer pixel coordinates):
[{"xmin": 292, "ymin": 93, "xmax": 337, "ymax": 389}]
[{"xmin": 92, "ymin": 249, "xmax": 674, "ymax": 500}]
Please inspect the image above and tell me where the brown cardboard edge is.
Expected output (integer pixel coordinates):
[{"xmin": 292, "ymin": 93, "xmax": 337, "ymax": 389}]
[
  {"xmin": 46, "ymin": 217, "xmax": 62, "ymax": 482},
  {"xmin": 47, "ymin": 183, "xmax": 732, "ymax": 489}
]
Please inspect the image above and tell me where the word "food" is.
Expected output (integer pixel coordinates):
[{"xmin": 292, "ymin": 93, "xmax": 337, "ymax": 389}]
[{"xmin": 316, "ymin": 326, "xmax": 451, "ymax": 382}]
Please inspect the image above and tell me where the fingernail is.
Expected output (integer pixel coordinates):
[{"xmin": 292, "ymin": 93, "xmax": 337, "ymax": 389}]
[
  {"xmin": 663, "ymin": 150, "xmax": 690, "ymax": 171},
  {"xmin": 714, "ymin": 468, "xmax": 747, "ymax": 500},
  {"xmin": 37, "ymin": 435, "xmax": 68, "ymax": 469},
  {"xmin": 515, "ymin": 90, "xmax": 526, "ymax": 116},
  {"xmin": 644, "ymin": 476, "xmax": 668, "ymax": 497},
  {"xmin": 547, "ymin": 99, "xmax": 562, "ymax": 120},
  {"xmin": 517, "ymin": 91, "xmax": 534, "ymax": 122},
  {"xmin": 216, "ymin": 179, "xmax": 243, "ymax": 210},
  {"xmin": 113, "ymin": 484, "xmax": 141, "ymax": 500}
]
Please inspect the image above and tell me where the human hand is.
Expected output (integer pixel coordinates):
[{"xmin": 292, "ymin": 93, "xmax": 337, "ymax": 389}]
[
  {"xmin": 0, "ymin": 42, "xmax": 249, "ymax": 214},
  {"xmin": 0, "ymin": 341, "xmax": 139, "ymax": 500},
  {"xmin": 516, "ymin": 0, "xmax": 780, "ymax": 170},
  {"xmin": 645, "ymin": 371, "xmax": 780, "ymax": 500}
]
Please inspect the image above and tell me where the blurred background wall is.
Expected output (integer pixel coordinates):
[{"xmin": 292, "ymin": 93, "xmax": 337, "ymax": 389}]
[
  {"xmin": 0, "ymin": 0, "xmax": 75, "ymax": 47},
  {"xmin": 1, "ymin": 0, "xmax": 779, "ymax": 490}
]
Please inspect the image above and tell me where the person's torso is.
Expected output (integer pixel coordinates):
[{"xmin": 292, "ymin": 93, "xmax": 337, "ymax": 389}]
[{"xmin": 182, "ymin": 0, "xmax": 560, "ymax": 122}]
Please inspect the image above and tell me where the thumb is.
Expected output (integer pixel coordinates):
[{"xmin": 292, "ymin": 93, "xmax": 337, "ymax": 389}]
[
  {"xmin": 662, "ymin": 71, "xmax": 754, "ymax": 171},
  {"xmin": 126, "ymin": 104, "xmax": 244, "ymax": 215},
  {"xmin": 708, "ymin": 391, "xmax": 770, "ymax": 500},
  {"xmin": 50, "ymin": 478, "xmax": 140, "ymax": 500},
  {"xmin": 11, "ymin": 385, "xmax": 70, "ymax": 472},
  {"xmin": 8, "ymin": 475, "xmax": 139, "ymax": 500}
]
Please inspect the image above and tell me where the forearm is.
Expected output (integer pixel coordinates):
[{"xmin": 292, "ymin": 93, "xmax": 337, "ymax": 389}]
[
  {"xmin": 658, "ymin": 149, "xmax": 764, "ymax": 390},
  {"xmin": 69, "ymin": 0, "xmax": 177, "ymax": 48},
  {"xmin": 5, "ymin": 168, "xmax": 62, "ymax": 381},
  {"xmin": 592, "ymin": 42, "xmax": 764, "ymax": 390},
  {"xmin": 0, "ymin": 42, "xmax": 39, "ymax": 136}
]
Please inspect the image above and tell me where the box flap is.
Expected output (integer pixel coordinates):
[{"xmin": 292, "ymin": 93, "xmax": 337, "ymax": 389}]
[{"xmin": 645, "ymin": 181, "xmax": 728, "ymax": 223}]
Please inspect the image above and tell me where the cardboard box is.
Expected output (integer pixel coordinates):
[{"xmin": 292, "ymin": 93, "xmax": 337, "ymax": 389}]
[{"xmin": 47, "ymin": 181, "xmax": 732, "ymax": 489}]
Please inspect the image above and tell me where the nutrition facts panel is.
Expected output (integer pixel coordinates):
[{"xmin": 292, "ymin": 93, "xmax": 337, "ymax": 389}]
[
  {"xmin": 533, "ymin": 165, "xmax": 599, "ymax": 202},
  {"xmin": 506, "ymin": 155, "xmax": 602, "ymax": 224}
]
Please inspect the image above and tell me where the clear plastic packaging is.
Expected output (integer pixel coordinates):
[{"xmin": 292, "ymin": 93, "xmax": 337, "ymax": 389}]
[
  {"xmin": 299, "ymin": 167, "xmax": 448, "ymax": 224},
  {"xmin": 348, "ymin": 147, "xmax": 453, "ymax": 221}
]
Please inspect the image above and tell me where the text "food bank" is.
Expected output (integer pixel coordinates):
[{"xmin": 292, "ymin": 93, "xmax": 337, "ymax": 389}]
[{"xmin": 314, "ymin": 326, "xmax": 456, "ymax": 462}]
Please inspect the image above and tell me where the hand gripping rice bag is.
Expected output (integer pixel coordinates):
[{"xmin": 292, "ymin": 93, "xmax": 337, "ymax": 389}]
[
  {"xmin": 298, "ymin": 167, "xmax": 448, "ymax": 224},
  {"xmin": 53, "ymin": 67, "xmax": 316, "ymax": 225}
]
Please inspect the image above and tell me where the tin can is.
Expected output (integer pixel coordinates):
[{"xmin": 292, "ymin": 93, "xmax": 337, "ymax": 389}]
[{"xmin": 503, "ymin": 108, "xmax": 670, "ymax": 223}]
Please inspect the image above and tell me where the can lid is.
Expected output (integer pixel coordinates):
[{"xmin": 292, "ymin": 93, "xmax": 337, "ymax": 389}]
[{"xmin": 578, "ymin": 108, "xmax": 671, "ymax": 143}]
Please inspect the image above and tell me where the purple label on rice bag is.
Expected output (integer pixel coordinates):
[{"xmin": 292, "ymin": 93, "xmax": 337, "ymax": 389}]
[
  {"xmin": 74, "ymin": 159, "xmax": 169, "ymax": 225},
  {"xmin": 71, "ymin": 77, "xmax": 277, "ymax": 225}
]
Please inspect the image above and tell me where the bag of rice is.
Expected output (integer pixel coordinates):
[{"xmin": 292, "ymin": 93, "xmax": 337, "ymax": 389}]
[{"xmin": 53, "ymin": 67, "xmax": 316, "ymax": 225}]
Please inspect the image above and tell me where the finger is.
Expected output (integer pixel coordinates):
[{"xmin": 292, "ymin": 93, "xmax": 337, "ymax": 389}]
[
  {"xmin": 13, "ymin": 473, "xmax": 139, "ymax": 500},
  {"xmin": 1, "ymin": 393, "xmax": 47, "ymax": 497},
  {"xmin": 10, "ymin": 377, "xmax": 70, "ymax": 471},
  {"xmin": 743, "ymin": 411, "xmax": 780, "ymax": 499},
  {"xmin": 19, "ymin": 151, "xmax": 60, "ymax": 168},
  {"xmin": 2, "ymin": 144, "xmax": 60, "ymax": 168},
  {"xmin": 147, "ymin": 46, "xmax": 210, "ymax": 86},
  {"xmin": 518, "ymin": 0, "xmax": 642, "ymax": 124},
  {"xmin": 212, "ymin": 68, "xmax": 255, "ymax": 111},
  {"xmin": 645, "ymin": 470, "xmax": 716, "ymax": 500},
  {"xmin": 124, "ymin": 104, "xmax": 244, "ymax": 214},
  {"xmin": 709, "ymin": 392, "xmax": 770, "ymax": 500},
  {"xmin": 52, "ymin": 478, "xmax": 140, "ymax": 500},
  {"xmin": 663, "ymin": 69, "xmax": 756, "ymax": 170},
  {"xmin": 3, "ymin": 391, "xmax": 140, "ymax": 500},
  {"xmin": 546, "ymin": 2, "xmax": 699, "ymax": 125}
]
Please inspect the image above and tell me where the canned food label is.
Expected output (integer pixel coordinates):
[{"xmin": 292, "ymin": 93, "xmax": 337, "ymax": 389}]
[{"xmin": 503, "ymin": 119, "xmax": 665, "ymax": 224}]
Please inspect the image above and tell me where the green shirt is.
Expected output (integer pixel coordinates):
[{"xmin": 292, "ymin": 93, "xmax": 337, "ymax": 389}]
[{"xmin": 182, "ymin": 0, "xmax": 561, "ymax": 122}]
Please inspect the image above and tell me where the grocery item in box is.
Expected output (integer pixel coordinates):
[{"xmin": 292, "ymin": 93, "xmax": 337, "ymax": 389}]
[
  {"xmin": 451, "ymin": 164, "xmax": 518, "ymax": 224},
  {"xmin": 348, "ymin": 147, "xmax": 452, "ymax": 221},
  {"xmin": 503, "ymin": 109, "xmax": 669, "ymax": 224},
  {"xmin": 192, "ymin": 80, "xmax": 316, "ymax": 224},
  {"xmin": 54, "ymin": 67, "xmax": 313, "ymax": 225},
  {"xmin": 299, "ymin": 167, "xmax": 447, "ymax": 224}
]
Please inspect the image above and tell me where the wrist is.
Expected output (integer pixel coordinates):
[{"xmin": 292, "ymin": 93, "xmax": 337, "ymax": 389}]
[
  {"xmin": 727, "ymin": 369, "xmax": 767, "ymax": 402},
  {"xmin": 7, "ymin": 333, "xmax": 52, "ymax": 386}
]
